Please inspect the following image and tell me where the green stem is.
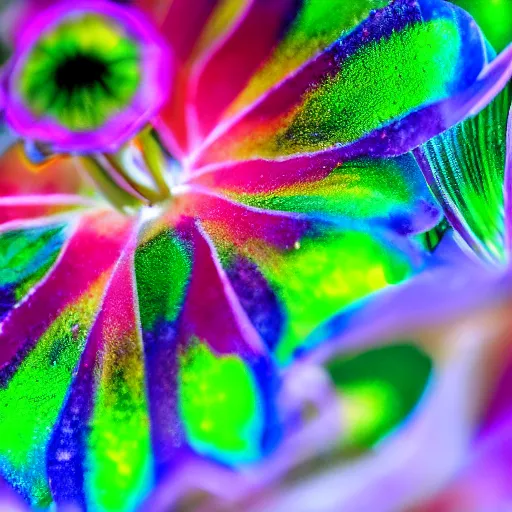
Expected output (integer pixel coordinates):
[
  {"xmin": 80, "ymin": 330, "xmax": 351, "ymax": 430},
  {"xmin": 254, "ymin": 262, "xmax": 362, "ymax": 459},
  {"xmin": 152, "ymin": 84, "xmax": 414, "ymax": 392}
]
[
  {"xmin": 136, "ymin": 126, "xmax": 171, "ymax": 200},
  {"xmin": 78, "ymin": 155, "xmax": 144, "ymax": 213},
  {"xmin": 104, "ymin": 150, "xmax": 163, "ymax": 205}
]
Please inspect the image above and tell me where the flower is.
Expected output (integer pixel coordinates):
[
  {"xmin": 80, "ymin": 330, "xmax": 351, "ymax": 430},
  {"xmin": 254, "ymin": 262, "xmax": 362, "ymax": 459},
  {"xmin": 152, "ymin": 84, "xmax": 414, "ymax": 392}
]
[
  {"xmin": 4, "ymin": 1, "xmax": 170, "ymax": 152},
  {"xmin": 0, "ymin": 0, "xmax": 510, "ymax": 510}
]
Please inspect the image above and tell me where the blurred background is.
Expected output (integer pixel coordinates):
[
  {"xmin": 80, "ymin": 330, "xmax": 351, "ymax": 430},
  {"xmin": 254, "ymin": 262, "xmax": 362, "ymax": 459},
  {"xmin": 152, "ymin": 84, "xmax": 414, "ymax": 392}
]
[{"xmin": 451, "ymin": 0, "xmax": 512, "ymax": 52}]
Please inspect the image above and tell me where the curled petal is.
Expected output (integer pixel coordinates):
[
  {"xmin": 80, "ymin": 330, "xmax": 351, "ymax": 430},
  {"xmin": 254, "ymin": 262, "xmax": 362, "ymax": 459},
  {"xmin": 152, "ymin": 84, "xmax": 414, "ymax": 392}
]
[
  {"xmin": 415, "ymin": 64, "xmax": 512, "ymax": 265},
  {"xmin": 505, "ymin": 99, "xmax": 512, "ymax": 255}
]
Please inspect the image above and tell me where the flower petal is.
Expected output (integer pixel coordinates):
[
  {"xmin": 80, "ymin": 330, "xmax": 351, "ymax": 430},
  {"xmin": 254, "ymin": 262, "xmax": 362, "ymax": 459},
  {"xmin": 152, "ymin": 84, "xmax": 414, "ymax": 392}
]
[
  {"xmin": 191, "ymin": 0, "xmax": 488, "ymax": 166},
  {"xmin": 0, "ymin": 211, "xmax": 132, "ymax": 506},
  {"xmin": 0, "ymin": 195, "xmax": 94, "ymax": 229},
  {"xmin": 188, "ymin": 152, "xmax": 442, "ymax": 235},
  {"xmin": 134, "ymin": 217, "xmax": 280, "ymax": 472},
  {"xmin": 0, "ymin": 145, "xmax": 88, "ymax": 198},
  {"xmin": 176, "ymin": 190, "xmax": 425, "ymax": 365},
  {"xmin": 47, "ymin": 226, "xmax": 152, "ymax": 511},
  {"xmin": 415, "ymin": 79, "xmax": 511, "ymax": 265},
  {"xmin": 142, "ymin": 263, "xmax": 512, "ymax": 512},
  {"xmin": 255, "ymin": 331, "xmax": 489, "ymax": 512},
  {"xmin": 145, "ymin": 0, "xmax": 251, "ymax": 153},
  {"xmin": 135, "ymin": 0, "xmax": 248, "ymax": 63},
  {"xmin": 504, "ymin": 97, "xmax": 512, "ymax": 254},
  {"xmin": 191, "ymin": 0, "xmax": 386, "ymax": 138},
  {"xmin": 0, "ymin": 222, "xmax": 68, "ymax": 320},
  {"xmin": 304, "ymin": 244, "xmax": 507, "ymax": 360}
]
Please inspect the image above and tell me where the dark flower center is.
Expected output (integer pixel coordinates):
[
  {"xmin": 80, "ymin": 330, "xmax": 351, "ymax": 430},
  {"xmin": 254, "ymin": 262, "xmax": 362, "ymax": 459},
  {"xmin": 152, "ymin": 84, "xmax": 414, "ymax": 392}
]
[{"xmin": 54, "ymin": 53, "xmax": 110, "ymax": 95}]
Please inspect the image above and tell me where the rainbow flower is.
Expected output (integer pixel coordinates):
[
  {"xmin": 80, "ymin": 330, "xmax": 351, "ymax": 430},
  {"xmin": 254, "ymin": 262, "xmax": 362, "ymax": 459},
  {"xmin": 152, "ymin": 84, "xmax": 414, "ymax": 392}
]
[{"xmin": 0, "ymin": 0, "xmax": 509, "ymax": 509}]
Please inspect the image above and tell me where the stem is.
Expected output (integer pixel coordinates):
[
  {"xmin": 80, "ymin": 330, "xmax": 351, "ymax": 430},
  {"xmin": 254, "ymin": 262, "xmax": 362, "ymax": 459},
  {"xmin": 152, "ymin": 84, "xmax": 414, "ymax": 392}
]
[
  {"xmin": 136, "ymin": 126, "xmax": 171, "ymax": 199},
  {"xmin": 104, "ymin": 150, "xmax": 163, "ymax": 204},
  {"xmin": 77, "ymin": 155, "xmax": 144, "ymax": 213},
  {"xmin": 25, "ymin": 125, "xmax": 173, "ymax": 214}
]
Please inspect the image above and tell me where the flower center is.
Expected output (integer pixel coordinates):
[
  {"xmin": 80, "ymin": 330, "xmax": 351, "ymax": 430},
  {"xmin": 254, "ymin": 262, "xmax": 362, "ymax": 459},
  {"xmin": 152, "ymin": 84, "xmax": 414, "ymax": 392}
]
[
  {"xmin": 80, "ymin": 126, "xmax": 175, "ymax": 213},
  {"xmin": 53, "ymin": 53, "xmax": 109, "ymax": 93},
  {"xmin": 5, "ymin": 2, "xmax": 174, "ymax": 213},
  {"xmin": 5, "ymin": 2, "xmax": 170, "ymax": 153},
  {"xmin": 16, "ymin": 12, "xmax": 141, "ymax": 133}
]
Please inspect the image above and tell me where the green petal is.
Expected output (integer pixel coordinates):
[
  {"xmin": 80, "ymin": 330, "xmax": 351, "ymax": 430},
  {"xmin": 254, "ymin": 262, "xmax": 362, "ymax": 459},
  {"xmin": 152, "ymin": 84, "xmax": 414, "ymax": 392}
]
[
  {"xmin": 326, "ymin": 344, "xmax": 432, "ymax": 449},
  {"xmin": 418, "ymin": 81, "xmax": 511, "ymax": 264}
]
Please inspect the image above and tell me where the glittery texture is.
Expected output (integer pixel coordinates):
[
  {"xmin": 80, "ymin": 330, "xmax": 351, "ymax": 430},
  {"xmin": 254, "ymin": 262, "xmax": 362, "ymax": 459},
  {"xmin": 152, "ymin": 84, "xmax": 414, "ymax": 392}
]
[
  {"xmin": 0, "ymin": 0, "xmax": 508, "ymax": 509},
  {"xmin": 226, "ymin": 256, "xmax": 284, "ymax": 352},
  {"xmin": 221, "ymin": 0, "xmax": 390, "ymax": 122},
  {"xmin": 0, "ymin": 278, "xmax": 106, "ymax": 505},
  {"xmin": 135, "ymin": 227, "xmax": 192, "ymax": 330},
  {"xmin": 190, "ymin": 153, "xmax": 442, "ymax": 234},
  {"xmin": 86, "ymin": 243, "xmax": 152, "ymax": 511},
  {"xmin": 46, "ymin": 239, "xmax": 152, "ymax": 511},
  {"xmin": 0, "ymin": 224, "xmax": 67, "ymax": 317},
  {"xmin": 134, "ymin": 220, "xmax": 280, "ymax": 474},
  {"xmin": 192, "ymin": 0, "xmax": 487, "ymax": 166},
  {"xmin": 190, "ymin": 191, "xmax": 418, "ymax": 364}
]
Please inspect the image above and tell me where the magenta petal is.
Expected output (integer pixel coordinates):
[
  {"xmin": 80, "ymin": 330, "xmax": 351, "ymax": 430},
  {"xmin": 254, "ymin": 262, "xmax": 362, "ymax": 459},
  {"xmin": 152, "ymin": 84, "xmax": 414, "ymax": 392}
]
[
  {"xmin": 151, "ymin": 0, "xmax": 250, "ymax": 153},
  {"xmin": 0, "ymin": 211, "xmax": 131, "ymax": 373},
  {"xmin": 187, "ymin": 152, "xmax": 442, "ymax": 235},
  {"xmin": 190, "ymin": 0, "xmax": 298, "ymax": 138},
  {"xmin": 137, "ymin": 0, "xmax": 247, "ymax": 64},
  {"xmin": 0, "ymin": 194, "xmax": 95, "ymax": 228},
  {"xmin": 0, "ymin": 209, "xmax": 134, "ymax": 503}
]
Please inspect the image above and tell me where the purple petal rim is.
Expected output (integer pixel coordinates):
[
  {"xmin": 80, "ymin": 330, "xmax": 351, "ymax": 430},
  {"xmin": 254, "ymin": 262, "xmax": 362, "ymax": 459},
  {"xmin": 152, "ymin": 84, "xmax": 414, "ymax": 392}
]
[{"xmin": 4, "ymin": 0, "xmax": 172, "ymax": 153}]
